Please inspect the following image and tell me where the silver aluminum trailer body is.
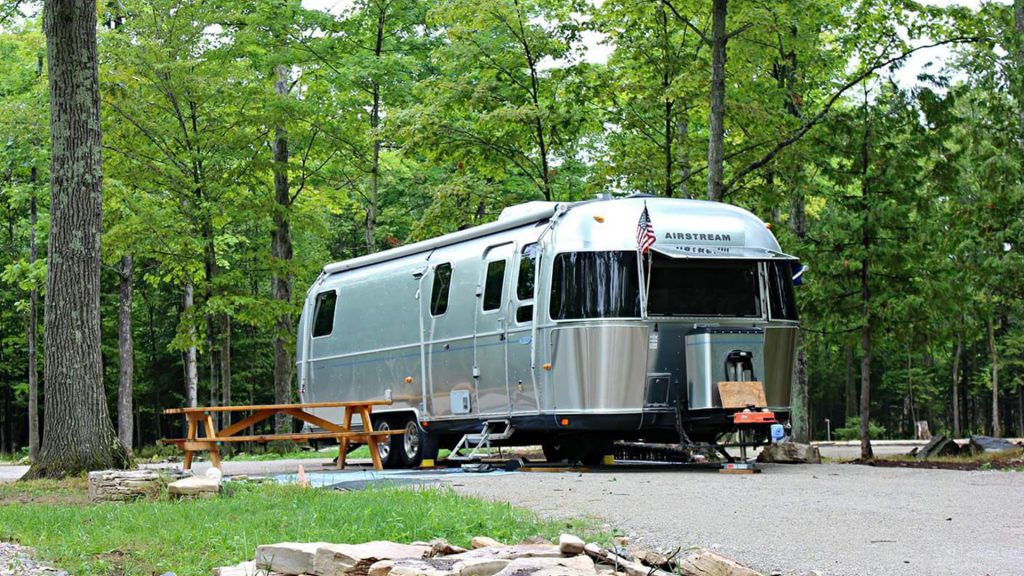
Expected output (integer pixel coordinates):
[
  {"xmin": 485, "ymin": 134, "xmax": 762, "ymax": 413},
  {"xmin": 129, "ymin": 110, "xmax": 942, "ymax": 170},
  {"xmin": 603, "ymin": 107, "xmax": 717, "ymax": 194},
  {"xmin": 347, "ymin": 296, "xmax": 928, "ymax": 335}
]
[{"xmin": 297, "ymin": 197, "xmax": 799, "ymax": 466}]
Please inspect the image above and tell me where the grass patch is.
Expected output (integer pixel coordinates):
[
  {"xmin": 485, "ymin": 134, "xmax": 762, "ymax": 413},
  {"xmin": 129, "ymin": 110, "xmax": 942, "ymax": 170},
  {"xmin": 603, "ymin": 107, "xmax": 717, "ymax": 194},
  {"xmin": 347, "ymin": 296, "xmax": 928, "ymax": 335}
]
[
  {"xmin": 0, "ymin": 479, "xmax": 596, "ymax": 576},
  {"xmin": 866, "ymin": 448, "xmax": 1024, "ymax": 471}
]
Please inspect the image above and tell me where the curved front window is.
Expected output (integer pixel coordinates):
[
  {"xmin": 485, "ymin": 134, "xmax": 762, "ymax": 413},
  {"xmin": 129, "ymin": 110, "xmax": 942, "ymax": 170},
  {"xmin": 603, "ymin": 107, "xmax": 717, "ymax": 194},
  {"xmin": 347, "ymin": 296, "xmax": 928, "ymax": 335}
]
[
  {"xmin": 647, "ymin": 252, "xmax": 761, "ymax": 317},
  {"xmin": 550, "ymin": 251, "xmax": 641, "ymax": 320}
]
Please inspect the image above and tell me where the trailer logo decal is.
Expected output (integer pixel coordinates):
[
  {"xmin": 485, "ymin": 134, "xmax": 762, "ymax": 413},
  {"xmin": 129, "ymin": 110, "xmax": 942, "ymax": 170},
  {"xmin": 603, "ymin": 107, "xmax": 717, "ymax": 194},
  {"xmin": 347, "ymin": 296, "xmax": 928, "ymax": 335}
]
[{"xmin": 664, "ymin": 232, "xmax": 733, "ymax": 242}]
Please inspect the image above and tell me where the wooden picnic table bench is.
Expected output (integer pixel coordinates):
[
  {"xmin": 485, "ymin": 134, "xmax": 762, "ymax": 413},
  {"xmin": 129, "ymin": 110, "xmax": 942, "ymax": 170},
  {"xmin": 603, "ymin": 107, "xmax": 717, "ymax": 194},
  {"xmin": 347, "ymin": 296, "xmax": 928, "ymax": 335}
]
[{"xmin": 160, "ymin": 400, "xmax": 403, "ymax": 471}]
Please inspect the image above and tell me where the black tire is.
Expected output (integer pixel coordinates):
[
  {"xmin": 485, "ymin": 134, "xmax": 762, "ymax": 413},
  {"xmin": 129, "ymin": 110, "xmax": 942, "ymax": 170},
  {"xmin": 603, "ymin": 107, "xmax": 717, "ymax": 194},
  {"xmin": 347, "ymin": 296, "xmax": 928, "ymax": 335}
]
[
  {"xmin": 373, "ymin": 417, "xmax": 406, "ymax": 469},
  {"xmin": 542, "ymin": 440, "xmax": 566, "ymax": 463},
  {"xmin": 397, "ymin": 415, "xmax": 438, "ymax": 468}
]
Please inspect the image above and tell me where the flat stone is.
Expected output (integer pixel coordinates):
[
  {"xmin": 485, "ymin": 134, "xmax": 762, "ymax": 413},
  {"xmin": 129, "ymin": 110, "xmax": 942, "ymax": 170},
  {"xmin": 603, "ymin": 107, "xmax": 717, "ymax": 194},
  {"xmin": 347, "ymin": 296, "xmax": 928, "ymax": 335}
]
[
  {"xmin": 969, "ymin": 435, "xmax": 1020, "ymax": 455},
  {"xmin": 427, "ymin": 540, "xmax": 468, "ymax": 557},
  {"xmin": 558, "ymin": 535, "xmax": 585, "ymax": 556},
  {"xmin": 492, "ymin": 555, "xmax": 595, "ymax": 576},
  {"xmin": 256, "ymin": 542, "xmax": 329, "ymax": 575},
  {"xmin": 448, "ymin": 545, "xmax": 563, "ymax": 562},
  {"xmin": 471, "ymin": 537, "xmax": 503, "ymax": 550},
  {"xmin": 369, "ymin": 559, "xmax": 457, "ymax": 576},
  {"xmin": 314, "ymin": 542, "xmax": 432, "ymax": 576},
  {"xmin": 168, "ymin": 475, "xmax": 221, "ymax": 498},
  {"xmin": 628, "ymin": 548, "xmax": 669, "ymax": 569},
  {"xmin": 677, "ymin": 550, "xmax": 760, "ymax": 576},
  {"xmin": 88, "ymin": 469, "xmax": 162, "ymax": 502},
  {"xmin": 213, "ymin": 561, "xmax": 260, "ymax": 576},
  {"xmin": 452, "ymin": 558, "xmax": 510, "ymax": 576},
  {"xmin": 519, "ymin": 536, "xmax": 553, "ymax": 546},
  {"xmin": 756, "ymin": 442, "xmax": 821, "ymax": 464}
]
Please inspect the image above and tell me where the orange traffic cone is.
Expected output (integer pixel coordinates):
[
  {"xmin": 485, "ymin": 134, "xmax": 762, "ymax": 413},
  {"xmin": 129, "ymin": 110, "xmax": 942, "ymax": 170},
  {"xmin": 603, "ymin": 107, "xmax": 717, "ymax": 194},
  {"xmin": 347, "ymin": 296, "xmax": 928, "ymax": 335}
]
[{"xmin": 297, "ymin": 464, "xmax": 309, "ymax": 488}]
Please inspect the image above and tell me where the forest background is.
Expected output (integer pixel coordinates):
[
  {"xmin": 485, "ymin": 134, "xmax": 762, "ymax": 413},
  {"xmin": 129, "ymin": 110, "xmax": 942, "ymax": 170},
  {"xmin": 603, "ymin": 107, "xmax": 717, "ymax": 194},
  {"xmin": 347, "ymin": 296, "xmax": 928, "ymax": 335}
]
[{"xmin": 0, "ymin": 0, "xmax": 1021, "ymax": 460}]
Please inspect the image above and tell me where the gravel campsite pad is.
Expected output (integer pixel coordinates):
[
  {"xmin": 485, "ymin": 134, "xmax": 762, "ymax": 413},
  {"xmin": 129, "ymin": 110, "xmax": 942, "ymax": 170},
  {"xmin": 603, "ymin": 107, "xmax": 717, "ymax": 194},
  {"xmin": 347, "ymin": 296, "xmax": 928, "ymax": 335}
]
[{"xmin": 0, "ymin": 543, "xmax": 68, "ymax": 576}]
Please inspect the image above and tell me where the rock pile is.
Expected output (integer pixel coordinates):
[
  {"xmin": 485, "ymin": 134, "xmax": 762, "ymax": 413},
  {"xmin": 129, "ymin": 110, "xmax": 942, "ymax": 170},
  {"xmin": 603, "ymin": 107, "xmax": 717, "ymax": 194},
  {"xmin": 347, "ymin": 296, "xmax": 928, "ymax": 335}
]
[
  {"xmin": 88, "ymin": 470, "xmax": 163, "ymax": 502},
  {"xmin": 756, "ymin": 443, "xmax": 821, "ymax": 464},
  {"xmin": 216, "ymin": 535, "xmax": 770, "ymax": 576}
]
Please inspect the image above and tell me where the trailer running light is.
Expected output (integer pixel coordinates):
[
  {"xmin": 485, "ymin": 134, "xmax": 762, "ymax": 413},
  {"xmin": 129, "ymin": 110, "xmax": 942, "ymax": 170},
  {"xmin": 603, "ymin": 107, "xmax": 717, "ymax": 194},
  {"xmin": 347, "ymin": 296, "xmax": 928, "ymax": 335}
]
[
  {"xmin": 593, "ymin": 215, "xmax": 605, "ymax": 223},
  {"xmin": 404, "ymin": 376, "xmax": 414, "ymax": 383},
  {"xmin": 560, "ymin": 418, "xmax": 570, "ymax": 426},
  {"xmin": 543, "ymin": 363, "xmax": 552, "ymax": 371}
]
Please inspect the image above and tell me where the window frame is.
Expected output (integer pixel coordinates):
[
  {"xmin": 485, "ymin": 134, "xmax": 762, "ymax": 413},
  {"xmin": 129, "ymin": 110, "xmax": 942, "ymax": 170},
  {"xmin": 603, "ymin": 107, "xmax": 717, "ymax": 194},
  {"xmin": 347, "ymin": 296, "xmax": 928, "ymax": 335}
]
[
  {"xmin": 514, "ymin": 243, "xmax": 539, "ymax": 325},
  {"xmin": 311, "ymin": 289, "xmax": 339, "ymax": 339},
  {"xmin": 644, "ymin": 254, "xmax": 763, "ymax": 319},
  {"xmin": 429, "ymin": 262, "xmax": 454, "ymax": 317},
  {"xmin": 481, "ymin": 258, "xmax": 508, "ymax": 313},
  {"xmin": 547, "ymin": 250, "xmax": 643, "ymax": 322}
]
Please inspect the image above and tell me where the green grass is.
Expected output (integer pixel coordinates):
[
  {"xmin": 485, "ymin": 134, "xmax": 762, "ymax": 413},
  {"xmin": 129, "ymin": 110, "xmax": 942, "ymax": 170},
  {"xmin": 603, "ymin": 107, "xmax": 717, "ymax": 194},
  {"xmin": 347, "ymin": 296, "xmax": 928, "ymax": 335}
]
[
  {"xmin": 878, "ymin": 448, "xmax": 1024, "ymax": 466},
  {"xmin": 0, "ymin": 480, "xmax": 596, "ymax": 576}
]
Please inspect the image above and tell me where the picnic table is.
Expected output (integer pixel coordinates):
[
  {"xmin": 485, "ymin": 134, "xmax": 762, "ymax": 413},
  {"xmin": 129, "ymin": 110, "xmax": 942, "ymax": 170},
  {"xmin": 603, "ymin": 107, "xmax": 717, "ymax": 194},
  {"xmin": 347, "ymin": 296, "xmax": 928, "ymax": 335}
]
[{"xmin": 161, "ymin": 400, "xmax": 403, "ymax": 471}]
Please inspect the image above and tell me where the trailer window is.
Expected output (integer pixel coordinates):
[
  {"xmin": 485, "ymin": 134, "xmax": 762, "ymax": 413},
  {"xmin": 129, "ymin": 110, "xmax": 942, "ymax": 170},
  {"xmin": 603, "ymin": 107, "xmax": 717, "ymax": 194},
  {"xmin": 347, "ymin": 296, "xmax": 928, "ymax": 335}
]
[
  {"xmin": 647, "ymin": 253, "xmax": 760, "ymax": 317},
  {"xmin": 312, "ymin": 290, "xmax": 337, "ymax": 337},
  {"xmin": 767, "ymin": 261, "xmax": 798, "ymax": 320},
  {"xmin": 516, "ymin": 243, "xmax": 538, "ymax": 323},
  {"xmin": 483, "ymin": 259, "xmax": 506, "ymax": 311},
  {"xmin": 430, "ymin": 263, "xmax": 453, "ymax": 316},
  {"xmin": 550, "ymin": 251, "xmax": 641, "ymax": 320}
]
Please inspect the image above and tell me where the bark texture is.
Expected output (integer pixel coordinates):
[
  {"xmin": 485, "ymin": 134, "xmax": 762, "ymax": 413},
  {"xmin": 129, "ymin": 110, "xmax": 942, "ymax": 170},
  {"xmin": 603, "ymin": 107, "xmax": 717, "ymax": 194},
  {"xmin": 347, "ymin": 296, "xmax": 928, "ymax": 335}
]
[
  {"xmin": 28, "ymin": 0, "xmax": 131, "ymax": 477},
  {"xmin": 951, "ymin": 334, "xmax": 961, "ymax": 437},
  {"xmin": 706, "ymin": 0, "xmax": 727, "ymax": 202},
  {"xmin": 117, "ymin": 255, "xmax": 134, "ymax": 451},
  {"xmin": 988, "ymin": 318, "xmax": 1000, "ymax": 438},
  {"xmin": 789, "ymin": 346, "xmax": 809, "ymax": 443},
  {"xmin": 183, "ymin": 283, "xmax": 198, "ymax": 408},
  {"xmin": 27, "ymin": 174, "xmax": 39, "ymax": 462},
  {"xmin": 272, "ymin": 63, "xmax": 294, "ymax": 433}
]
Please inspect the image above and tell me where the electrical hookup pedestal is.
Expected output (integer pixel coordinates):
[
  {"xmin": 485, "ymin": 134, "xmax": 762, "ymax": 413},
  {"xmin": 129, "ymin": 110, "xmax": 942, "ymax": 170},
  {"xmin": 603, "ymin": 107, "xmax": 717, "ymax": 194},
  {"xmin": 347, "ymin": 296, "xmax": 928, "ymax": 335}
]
[{"xmin": 719, "ymin": 409, "xmax": 778, "ymax": 475}]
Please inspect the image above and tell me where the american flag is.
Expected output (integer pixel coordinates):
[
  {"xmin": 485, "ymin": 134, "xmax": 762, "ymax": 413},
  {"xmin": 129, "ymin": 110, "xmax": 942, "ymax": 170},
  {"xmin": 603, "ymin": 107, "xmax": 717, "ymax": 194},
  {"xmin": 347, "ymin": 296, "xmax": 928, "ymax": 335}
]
[{"xmin": 636, "ymin": 203, "xmax": 656, "ymax": 254}]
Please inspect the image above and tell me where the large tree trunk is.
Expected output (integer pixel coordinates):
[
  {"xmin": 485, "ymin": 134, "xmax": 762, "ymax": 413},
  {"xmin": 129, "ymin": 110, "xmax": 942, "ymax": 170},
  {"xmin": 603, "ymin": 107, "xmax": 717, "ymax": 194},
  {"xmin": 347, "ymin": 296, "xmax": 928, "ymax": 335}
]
[
  {"xmin": 220, "ymin": 315, "xmax": 231, "ymax": 429},
  {"xmin": 706, "ymin": 0, "xmax": 727, "ymax": 202},
  {"xmin": 790, "ymin": 345, "xmax": 809, "ymax": 443},
  {"xmin": 28, "ymin": 0, "xmax": 131, "ymax": 478},
  {"xmin": 858, "ymin": 100, "xmax": 873, "ymax": 461},
  {"xmin": 677, "ymin": 117, "xmax": 690, "ymax": 198},
  {"xmin": 183, "ymin": 283, "xmax": 198, "ymax": 408},
  {"xmin": 27, "ymin": 171, "xmax": 40, "ymax": 462},
  {"xmin": 845, "ymin": 342, "xmax": 857, "ymax": 421},
  {"xmin": 988, "ymin": 317, "xmax": 1000, "ymax": 438},
  {"xmin": 272, "ymin": 64, "xmax": 294, "ymax": 433},
  {"xmin": 117, "ymin": 255, "xmax": 134, "ymax": 451},
  {"xmin": 1014, "ymin": 0, "xmax": 1023, "ymax": 151},
  {"xmin": 951, "ymin": 333, "xmax": 962, "ymax": 437}
]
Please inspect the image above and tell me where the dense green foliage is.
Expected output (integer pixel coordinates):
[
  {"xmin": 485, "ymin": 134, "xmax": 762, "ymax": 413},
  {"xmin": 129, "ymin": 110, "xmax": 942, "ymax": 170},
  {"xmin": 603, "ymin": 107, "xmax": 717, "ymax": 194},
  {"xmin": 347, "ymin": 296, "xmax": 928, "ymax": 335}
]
[
  {"xmin": 0, "ymin": 481, "xmax": 591, "ymax": 576},
  {"xmin": 0, "ymin": 0, "xmax": 1021, "ymax": 453}
]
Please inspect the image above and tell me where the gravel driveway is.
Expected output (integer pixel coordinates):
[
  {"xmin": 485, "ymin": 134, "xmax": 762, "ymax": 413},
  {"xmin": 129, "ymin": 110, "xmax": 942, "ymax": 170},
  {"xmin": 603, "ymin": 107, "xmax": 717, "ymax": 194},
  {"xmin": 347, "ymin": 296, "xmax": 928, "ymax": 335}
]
[{"xmin": 451, "ymin": 463, "xmax": 1024, "ymax": 576}]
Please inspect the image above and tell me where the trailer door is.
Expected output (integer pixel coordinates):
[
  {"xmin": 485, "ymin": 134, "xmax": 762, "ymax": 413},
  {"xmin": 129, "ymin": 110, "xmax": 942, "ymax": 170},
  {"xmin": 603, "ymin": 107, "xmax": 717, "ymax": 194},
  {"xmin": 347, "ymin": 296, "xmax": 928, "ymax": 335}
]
[{"xmin": 474, "ymin": 243, "xmax": 513, "ymax": 416}]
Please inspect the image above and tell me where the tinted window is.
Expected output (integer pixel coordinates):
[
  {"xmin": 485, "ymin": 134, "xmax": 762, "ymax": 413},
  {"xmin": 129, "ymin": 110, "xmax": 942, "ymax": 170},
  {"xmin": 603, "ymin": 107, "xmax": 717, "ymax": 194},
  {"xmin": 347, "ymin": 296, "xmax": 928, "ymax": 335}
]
[
  {"xmin": 550, "ymin": 251, "xmax": 641, "ymax": 320},
  {"xmin": 767, "ymin": 261, "xmax": 799, "ymax": 320},
  {"xmin": 430, "ymin": 263, "xmax": 452, "ymax": 316},
  {"xmin": 647, "ymin": 253, "xmax": 760, "ymax": 317},
  {"xmin": 483, "ymin": 259, "xmax": 506, "ymax": 311},
  {"xmin": 516, "ymin": 305, "xmax": 533, "ymax": 323},
  {"xmin": 517, "ymin": 243, "xmax": 538, "ymax": 301},
  {"xmin": 312, "ymin": 291, "xmax": 337, "ymax": 337}
]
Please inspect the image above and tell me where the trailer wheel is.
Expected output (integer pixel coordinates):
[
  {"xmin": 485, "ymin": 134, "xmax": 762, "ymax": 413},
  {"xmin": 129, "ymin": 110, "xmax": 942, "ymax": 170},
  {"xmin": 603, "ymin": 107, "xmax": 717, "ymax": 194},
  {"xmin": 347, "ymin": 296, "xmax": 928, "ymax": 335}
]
[
  {"xmin": 542, "ymin": 441, "xmax": 566, "ymax": 463},
  {"xmin": 373, "ymin": 417, "xmax": 405, "ymax": 469},
  {"xmin": 398, "ymin": 416, "xmax": 438, "ymax": 468}
]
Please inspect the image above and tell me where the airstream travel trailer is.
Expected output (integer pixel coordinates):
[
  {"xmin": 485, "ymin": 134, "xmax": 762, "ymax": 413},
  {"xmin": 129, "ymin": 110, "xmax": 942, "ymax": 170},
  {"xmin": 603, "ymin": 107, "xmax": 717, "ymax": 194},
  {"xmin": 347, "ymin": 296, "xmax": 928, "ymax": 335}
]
[{"xmin": 296, "ymin": 196, "xmax": 800, "ymax": 468}]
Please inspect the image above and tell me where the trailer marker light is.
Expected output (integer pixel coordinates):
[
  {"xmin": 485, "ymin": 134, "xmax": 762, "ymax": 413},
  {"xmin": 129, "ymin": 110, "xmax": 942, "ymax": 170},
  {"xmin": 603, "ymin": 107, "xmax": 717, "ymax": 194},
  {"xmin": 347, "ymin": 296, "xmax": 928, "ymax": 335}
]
[
  {"xmin": 593, "ymin": 215, "xmax": 605, "ymax": 223},
  {"xmin": 542, "ymin": 363, "xmax": 552, "ymax": 371},
  {"xmin": 404, "ymin": 376, "xmax": 414, "ymax": 383},
  {"xmin": 560, "ymin": 418, "xmax": 569, "ymax": 426}
]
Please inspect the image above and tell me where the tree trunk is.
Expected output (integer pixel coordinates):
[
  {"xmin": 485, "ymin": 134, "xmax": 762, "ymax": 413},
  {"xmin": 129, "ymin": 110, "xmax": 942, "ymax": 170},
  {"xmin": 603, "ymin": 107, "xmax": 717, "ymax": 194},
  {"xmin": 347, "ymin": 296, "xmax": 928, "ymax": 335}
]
[
  {"xmin": 988, "ymin": 317, "xmax": 1000, "ymax": 438},
  {"xmin": 790, "ymin": 346, "xmax": 809, "ymax": 443},
  {"xmin": 272, "ymin": 64, "xmax": 294, "ymax": 433},
  {"xmin": 706, "ymin": 0, "xmax": 727, "ymax": 202},
  {"xmin": 1014, "ymin": 0, "xmax": 1023, "ymax": 151},
  {"xmin": 678, "ymin": 117, "xmax": 690, "ymax": 198},
  {"xmin": 951, "ymin": 333, "xmax": 962, "ymax": 437},
  {"xmin": 183, "ymin": 283, "xmax": 198, "ymax": 408},
  {"xmin": 220, "ymin": 315, "xmax": 231, "ymax": 430},
  {"xmin": 845, "ymin": 342, "xmax": 856, "ymax": 421},
  {"xmin": 117, "ymin": 255, "xmax": 134, "ymax": 451},
  {"xmin": 858, "ymin": 96, "xmax": 873, "ymax": 461},
  {"xmin": 28, "ymin": 0, "xmax": 131, "ymax": 477},
  {"xmin": 27, "ymin": 172, "xmax": 39, "ymax": 462},
  {"xmin": 365, "ymin": 8, "xmax": 387, "ymax": 253}
]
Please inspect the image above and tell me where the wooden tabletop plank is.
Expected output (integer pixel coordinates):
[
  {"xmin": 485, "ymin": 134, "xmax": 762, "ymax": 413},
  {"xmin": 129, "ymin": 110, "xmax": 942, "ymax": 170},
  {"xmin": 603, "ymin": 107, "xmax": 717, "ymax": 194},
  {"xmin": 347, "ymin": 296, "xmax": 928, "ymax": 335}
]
[{"xmin": 163, "ymin": 400, "xmax": 393, "ymax": 415}]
